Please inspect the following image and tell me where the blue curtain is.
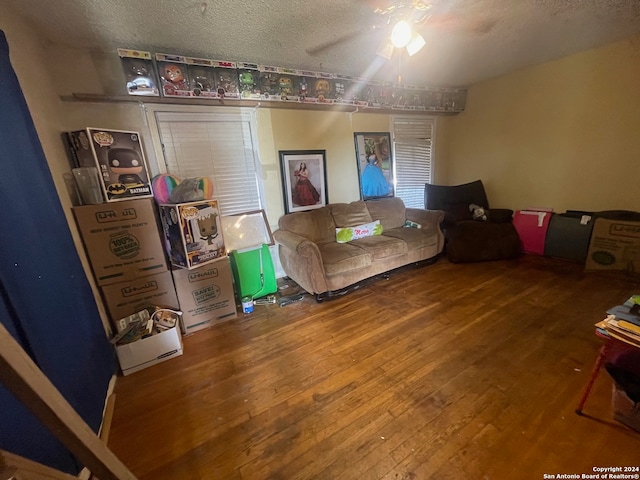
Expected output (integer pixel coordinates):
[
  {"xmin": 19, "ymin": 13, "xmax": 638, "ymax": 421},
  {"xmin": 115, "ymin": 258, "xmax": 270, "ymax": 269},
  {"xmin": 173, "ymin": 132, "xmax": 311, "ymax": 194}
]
[{"xmin": 0, "ymin": 30, "xmax": 116, "ymax": 474}]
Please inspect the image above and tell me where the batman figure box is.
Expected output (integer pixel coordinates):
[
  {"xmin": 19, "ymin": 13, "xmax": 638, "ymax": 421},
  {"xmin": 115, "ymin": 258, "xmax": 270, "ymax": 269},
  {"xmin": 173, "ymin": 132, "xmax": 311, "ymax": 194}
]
[
  {"xmin": 63, "ymin": 128, "xmax": 153, "ymax": 202},
  {"xmin": 158, "ymin": 200, "xmax": 226, "ymax": 270}
]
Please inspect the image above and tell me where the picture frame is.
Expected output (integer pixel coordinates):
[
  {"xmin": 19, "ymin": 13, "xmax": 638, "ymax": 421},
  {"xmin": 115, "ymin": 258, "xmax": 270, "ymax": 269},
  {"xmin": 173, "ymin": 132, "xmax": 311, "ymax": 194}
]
[
  {"xmin": 220, "ymin": 209, "xmax": 274, "ymax": 252},
  {"xmin": 279, "ymin": 150, "xmax": 328, "ymax": 213},
  {"xmin": 354, "ymin": 132, "xmax": 394, "ymax": 200}
]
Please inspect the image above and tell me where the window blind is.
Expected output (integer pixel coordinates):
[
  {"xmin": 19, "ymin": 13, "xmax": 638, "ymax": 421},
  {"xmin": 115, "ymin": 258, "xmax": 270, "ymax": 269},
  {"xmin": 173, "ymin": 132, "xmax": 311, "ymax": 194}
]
[
  {"xmin": 155, "ymin": 111, "xmax": 262, "ymax": 216},
  {"xmin": 392, "ymin": 116, "xmax": 435, "ymax": 209}
]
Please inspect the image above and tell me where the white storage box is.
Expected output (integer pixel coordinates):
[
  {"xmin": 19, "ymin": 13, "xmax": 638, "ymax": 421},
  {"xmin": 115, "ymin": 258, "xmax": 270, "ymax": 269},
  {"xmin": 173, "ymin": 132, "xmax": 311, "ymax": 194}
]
[{"xmin": 115, "ymin": 325, "xmax": 183, "ymax": 376}]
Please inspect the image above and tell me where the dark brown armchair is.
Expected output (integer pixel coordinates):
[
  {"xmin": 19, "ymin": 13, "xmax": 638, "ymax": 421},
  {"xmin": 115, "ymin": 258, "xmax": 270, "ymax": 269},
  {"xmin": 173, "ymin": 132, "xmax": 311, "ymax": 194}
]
[{"xmin": 425, "ymin": 180, "xmax": 522, "ymax": 263}]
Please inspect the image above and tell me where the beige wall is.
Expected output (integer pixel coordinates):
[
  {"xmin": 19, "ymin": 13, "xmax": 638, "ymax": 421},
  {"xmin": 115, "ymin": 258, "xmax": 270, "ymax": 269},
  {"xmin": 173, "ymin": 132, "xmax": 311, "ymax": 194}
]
[
  {"xmin": 259, "ymin": 109, "xmax": 390, "ymax": 224},
  {"xmin": 7, "ymin": 0, "xmax": 639, "ymax": 262},
  {"xmin": 437, "ymin": 34, "xmax": 640, "ymax": 213}
]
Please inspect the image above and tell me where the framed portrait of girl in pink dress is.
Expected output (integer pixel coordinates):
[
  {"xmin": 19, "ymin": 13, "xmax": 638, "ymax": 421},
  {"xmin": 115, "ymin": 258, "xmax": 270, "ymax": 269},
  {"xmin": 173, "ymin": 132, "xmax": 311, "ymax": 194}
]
[{"xmin": 279, "ymin": 150, "xmax": 328, "ymax": 213}]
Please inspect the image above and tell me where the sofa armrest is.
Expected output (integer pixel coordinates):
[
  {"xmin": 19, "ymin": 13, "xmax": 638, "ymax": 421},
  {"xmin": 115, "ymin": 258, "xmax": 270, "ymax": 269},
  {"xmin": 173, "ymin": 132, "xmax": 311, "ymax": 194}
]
[
  {"xmin": 406, "ymin": 208, "xmax": 445, "ymax": 228},
  {"xmin": 405, "ymin": 208, "xmax": 446, "ymax": 254},
  {"xmin": 272, "ymin": 229, "xmax": 328, "ymax": 294},
  {"xmin": 273, "ymin": 229, "xmax": 310, "ymax": 251}
]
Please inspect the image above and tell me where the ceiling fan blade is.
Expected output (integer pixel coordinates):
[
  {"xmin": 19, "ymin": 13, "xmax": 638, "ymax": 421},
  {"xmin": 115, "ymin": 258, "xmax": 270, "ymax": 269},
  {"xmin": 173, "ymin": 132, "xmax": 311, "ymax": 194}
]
[{"xmin": 306, "ymin": 29, "xmax": 370, "ymax": 56}]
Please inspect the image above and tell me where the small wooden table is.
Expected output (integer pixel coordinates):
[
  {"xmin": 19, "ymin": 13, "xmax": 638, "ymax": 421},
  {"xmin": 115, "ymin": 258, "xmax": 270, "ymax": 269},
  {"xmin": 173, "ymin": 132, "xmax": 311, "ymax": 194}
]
[{"xmin": 576, "ymin": 321, "xmax": 640, "ymax": 415}]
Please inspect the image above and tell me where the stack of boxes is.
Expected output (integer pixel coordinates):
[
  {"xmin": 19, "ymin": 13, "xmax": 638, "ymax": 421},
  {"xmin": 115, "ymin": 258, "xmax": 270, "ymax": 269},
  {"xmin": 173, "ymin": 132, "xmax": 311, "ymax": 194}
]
[
  {"xmin": 66, "ymin": 128, "xmax": 238, "ymax": 375},
  {"xmin": 73, "ymin": 198, "xmax": 184, "ymax": 376},
  {"xmin": 157, "ymin": 201, "xmax": 237, "ymax": 335}
]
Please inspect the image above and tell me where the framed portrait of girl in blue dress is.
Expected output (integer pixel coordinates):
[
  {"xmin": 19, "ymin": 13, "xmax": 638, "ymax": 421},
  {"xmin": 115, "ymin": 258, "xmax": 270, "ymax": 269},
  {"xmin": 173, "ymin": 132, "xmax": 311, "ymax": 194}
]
[{"xmin": 354, "ymin": 132, "xmax": 394, "ymax": 200}]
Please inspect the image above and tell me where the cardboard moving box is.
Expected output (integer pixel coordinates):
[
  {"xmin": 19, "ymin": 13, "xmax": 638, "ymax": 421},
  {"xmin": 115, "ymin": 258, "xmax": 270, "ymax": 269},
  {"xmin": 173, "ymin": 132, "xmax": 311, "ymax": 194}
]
[
  {"xmin": 585, "ymin": 218, "xmax": 640, "ymax": 273},
  {"xmin": 101, "ymin": 270, "xmax": 179, "ymax": 325},
  {"xmin": 73, "ymin": 198, "xmax": 168, "ymax": 285},
  {"xmin": 172, "ymin": 257, "xmax": 237, "ymax": 335},
  {"xmin": 115, "ymin": 325, "xmax": 183, "ymax": 376}
]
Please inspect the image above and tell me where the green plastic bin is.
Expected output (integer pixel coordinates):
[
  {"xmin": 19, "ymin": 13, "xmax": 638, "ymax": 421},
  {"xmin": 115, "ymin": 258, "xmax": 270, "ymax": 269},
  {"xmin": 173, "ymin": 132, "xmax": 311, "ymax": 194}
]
[{"xmin": 229, "ymin": 244, "xmax": 277, "ymax": 300}]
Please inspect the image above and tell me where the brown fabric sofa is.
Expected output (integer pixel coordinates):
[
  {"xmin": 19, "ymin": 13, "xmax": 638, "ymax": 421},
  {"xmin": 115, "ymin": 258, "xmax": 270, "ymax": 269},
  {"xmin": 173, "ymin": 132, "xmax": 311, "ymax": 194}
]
[{"xmin": 273, "ymin": 197, "xmax": 445, "ymax": 300}]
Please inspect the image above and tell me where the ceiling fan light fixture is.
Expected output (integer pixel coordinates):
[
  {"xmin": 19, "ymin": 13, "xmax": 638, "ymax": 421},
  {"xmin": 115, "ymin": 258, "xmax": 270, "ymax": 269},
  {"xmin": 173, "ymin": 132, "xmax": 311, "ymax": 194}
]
[
  {"xmin": 406, "ymin": 31, "xmax": 426, "ymax": 56},
  {"xmin": 376, "ymin": 39, "xmax": 395, "ymax": 59},
  {"xmin": 390, "ymin": 20, "xmax": 412, "ymax": 48}
]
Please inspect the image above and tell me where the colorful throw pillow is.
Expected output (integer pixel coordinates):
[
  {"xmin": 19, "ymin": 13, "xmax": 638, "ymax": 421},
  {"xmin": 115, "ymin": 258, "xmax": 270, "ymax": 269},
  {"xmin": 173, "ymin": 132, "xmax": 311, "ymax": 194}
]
[{"xmin": 336, "ymin": 220, "xmax": 383, "ymax": 243}]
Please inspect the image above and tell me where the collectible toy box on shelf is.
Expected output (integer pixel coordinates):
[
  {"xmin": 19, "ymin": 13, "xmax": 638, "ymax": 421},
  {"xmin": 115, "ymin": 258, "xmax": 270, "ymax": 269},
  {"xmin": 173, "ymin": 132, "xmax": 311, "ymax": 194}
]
[
  {"xmin": 156, "ymin": 53, "xmax": 193, "ymax": 97},
  {"xmin": 185, "ymin": 56, "xmax": 217, "ymax": 98},
  {"xmin": 258, "ymin": 65, "xmax": 300, "ymax": 102},
  {"xmin": 117, "ymin": 48, "xmax": 159, "ymax": 96},
  {"xmin": 237, "ymin": 62, "xmax": 261, "ymax": 99},
  {"xmin": 158, "ymin": 200, "xmax": 226, "ymax": 269},
  {"xmin": 63, "ymin": 128, "xmax": 153, "ymax": 202},
  {"xmin": 118, "ymin": 48, "xmax": 469, "ymax": 113},
  {"xmin": 185, "ymin": 57, "xmax": 240, "ymax": 99}
]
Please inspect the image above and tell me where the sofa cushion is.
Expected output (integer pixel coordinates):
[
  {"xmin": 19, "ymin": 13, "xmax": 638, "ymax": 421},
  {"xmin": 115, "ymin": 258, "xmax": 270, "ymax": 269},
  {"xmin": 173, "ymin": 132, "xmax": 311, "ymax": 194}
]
[
  {"xmin": 365, "ymin": 197, "xmax": 407, "ymax": 230},
  {"xmin": 329, "ymin": 201, "xmax": 373, "ymax": 227},
  {"xmin": 318, "ymin": 242, "xmax": 371, "ymax": 276},
  {"xmin": 349, "ymin": 235, "xmax": 407, "ymax": 260},
  {"xmin": 382, "ymin": 227, "xmax": 438, "ymax": 251},
  {"xmin": 278, "ymin": 206, "xmax": 335, "ymax": 244}
]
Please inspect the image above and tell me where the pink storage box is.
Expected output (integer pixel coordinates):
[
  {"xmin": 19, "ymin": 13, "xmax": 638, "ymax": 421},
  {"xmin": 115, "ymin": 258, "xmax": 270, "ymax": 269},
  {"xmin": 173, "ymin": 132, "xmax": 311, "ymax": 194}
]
[{"xmin": 513, "ymin": 209, "xmax": 553, "ymax": 255}]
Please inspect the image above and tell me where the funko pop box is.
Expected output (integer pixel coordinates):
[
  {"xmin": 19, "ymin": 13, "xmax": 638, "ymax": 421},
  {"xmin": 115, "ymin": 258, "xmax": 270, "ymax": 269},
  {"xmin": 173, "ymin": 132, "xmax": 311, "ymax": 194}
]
[
  {"xmin": 63, "ymin": 128, "xmax": 154, "ymax": 202},
  {"xmin": 159, "ymin": 200, "xmax": 226, "ymax": 270},
  {"xmin": 117, "ymin": 48, "xmax": 160, "ymax": 97}
]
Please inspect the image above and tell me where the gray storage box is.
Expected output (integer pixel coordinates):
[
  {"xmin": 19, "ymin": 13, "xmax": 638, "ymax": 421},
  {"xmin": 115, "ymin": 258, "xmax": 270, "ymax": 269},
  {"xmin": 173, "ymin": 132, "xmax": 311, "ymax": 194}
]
[{"xmin": 544, "ymin": 211, "xmax": 594, "ymax": 263}]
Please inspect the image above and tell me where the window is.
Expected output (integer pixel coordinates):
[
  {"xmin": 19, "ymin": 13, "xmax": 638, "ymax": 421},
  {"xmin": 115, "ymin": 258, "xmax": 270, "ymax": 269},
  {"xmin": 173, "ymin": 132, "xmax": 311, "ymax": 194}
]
[
  {"xmin": 392, "ymin": 115, "xmax": 435, "ymax": 209},
  {"xmin": 148, "ymin": 107, "xmax": 263, "ymax": 216}
]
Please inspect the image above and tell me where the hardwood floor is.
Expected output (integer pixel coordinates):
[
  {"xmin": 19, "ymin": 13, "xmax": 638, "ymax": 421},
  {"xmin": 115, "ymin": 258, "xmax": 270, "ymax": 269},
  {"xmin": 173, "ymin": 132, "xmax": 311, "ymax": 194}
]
[{"xmin": 107, "ymin": 255, "xmax": 640, "ymax": 479}]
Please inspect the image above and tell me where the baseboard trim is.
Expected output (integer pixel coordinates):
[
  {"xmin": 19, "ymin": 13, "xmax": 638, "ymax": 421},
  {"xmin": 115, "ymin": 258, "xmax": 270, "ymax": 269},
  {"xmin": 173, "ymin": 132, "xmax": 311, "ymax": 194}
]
[{"xmin": 79, "ymin": 374, "xmax": 117, "ymax": 479}]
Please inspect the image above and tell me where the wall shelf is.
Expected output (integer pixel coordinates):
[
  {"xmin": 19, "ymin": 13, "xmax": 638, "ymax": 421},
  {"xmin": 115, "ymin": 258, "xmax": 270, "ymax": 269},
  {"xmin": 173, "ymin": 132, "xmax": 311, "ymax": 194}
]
[{"xmin": 61, "ymin": 93, "xmax": 461, "ymax": 116}]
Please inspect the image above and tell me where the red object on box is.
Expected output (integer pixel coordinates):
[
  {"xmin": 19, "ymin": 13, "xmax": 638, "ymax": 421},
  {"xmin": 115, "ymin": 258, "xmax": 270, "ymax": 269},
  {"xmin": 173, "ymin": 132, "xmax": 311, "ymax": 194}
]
[{"xmin": 513, "ymin": 209, "xmax": 553, "ymax": 255}]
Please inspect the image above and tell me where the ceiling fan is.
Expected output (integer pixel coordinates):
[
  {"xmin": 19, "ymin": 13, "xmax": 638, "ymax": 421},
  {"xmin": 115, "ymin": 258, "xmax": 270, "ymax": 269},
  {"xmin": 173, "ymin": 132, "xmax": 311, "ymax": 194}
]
[{"xmin": 306, "ymin": 0, "xmax": 435, "ymax": 59}]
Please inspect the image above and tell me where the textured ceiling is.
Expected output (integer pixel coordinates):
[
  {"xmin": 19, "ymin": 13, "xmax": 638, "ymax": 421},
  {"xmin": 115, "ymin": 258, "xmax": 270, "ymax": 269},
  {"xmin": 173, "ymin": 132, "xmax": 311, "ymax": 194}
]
[{"xmin": 5, "ymin": 0, "xmax": 640, "ymax": 87}]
